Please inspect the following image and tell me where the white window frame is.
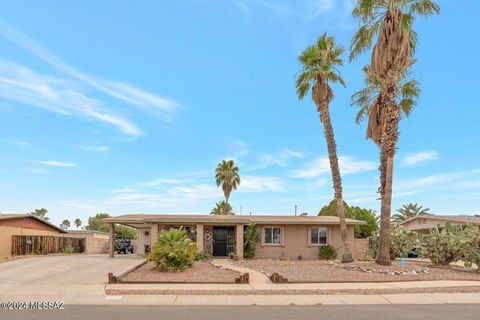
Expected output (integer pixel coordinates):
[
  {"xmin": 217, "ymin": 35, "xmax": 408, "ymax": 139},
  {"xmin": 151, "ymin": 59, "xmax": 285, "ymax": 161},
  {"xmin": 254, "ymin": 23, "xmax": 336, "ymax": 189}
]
[
  {"xmin": 310, "ymin": 227, "xmax": 328, "ymax": 246},
  {"xmin": 263, "ymin": 227, "xmax": 282, "ymax": 246}
]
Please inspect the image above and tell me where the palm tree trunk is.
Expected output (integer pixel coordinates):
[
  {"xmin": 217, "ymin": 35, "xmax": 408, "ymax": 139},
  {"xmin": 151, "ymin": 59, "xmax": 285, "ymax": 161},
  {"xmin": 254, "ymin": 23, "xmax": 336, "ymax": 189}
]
[
  {"xmin": 376, "ymin": 81, "xmax": 400, "ymax": 266},
  {"xmin": 319, "ymin": 104, "xmax": 354, "ymax": 263}
]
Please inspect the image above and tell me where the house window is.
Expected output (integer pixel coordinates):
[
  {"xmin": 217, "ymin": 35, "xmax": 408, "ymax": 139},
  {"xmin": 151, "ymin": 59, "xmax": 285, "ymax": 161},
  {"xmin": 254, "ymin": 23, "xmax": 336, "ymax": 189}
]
[
  {"xmin": 264, "ymin": 227, "xmax": 282, "ymax": 245},
  {"xmin": 311, "ymin": 227, "xmax": 328, "ymax": 245}
]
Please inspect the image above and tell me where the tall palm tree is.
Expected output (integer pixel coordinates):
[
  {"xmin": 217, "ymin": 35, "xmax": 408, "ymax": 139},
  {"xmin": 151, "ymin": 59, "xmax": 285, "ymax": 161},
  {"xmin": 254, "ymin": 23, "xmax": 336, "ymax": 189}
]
[
  {"xmin": 392, "ymin": 203, "xmax": 430, "ymax": 223},
  {"xmin": 296, "ymin": 32, "xmax": 353, "ymax": 263},
  {"xmin": 215, "ymin": 160, "xmax": 240, "ymax": 208},
  {"xmin": 210, "ymin": 201, "xmax": 234, "ymax": 215},
  {"xmin": 350, "ymin": 0, "xmax": 439, "ymax": 265},
  {"xmin": 74, "ymin": 218, "xmax": 82, "ymax": 229}
]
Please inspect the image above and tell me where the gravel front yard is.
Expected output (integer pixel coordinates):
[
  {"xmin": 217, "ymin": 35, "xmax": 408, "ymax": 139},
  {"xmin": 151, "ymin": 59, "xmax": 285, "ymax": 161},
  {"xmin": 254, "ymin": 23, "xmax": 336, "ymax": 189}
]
[
  {"xmin": 234, "ymin": 259, "xmax": 480, "ymax": 282},
  {"xmin": 121, "ymin": 261, "xmax": 240, "ymax": 283}
]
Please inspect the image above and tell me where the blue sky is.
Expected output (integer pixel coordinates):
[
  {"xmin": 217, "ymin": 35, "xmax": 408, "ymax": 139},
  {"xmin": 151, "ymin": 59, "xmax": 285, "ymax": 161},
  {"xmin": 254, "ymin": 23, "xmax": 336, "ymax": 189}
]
[{"xmin": 0, "ymin": 0, "xmax": 479, "ymax": 226}]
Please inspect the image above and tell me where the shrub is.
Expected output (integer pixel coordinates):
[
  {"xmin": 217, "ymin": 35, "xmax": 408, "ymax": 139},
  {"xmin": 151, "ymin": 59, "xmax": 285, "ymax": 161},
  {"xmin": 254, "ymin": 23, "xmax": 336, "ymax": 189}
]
[
  {"xmin": 452, "ymin": 224, "xmax": 480, "ymax": 272},
  {"xmin": 417, "ymin": 222, "xmax": 468, "ymax": 265},
  {"xmin": 61, "ymin": 245, "xmax": 74, "ymax": 254},
  {"xmin": 368, "ymin": 226, "xmax": 417, "ymax": 260},
  {"xmin": 244, "ymin": 223, "xmax": 259, "ymax": 259},
  {"xmin": 148, "ymin": 228, "xmax": 197, "ymax": 272},
  {"xmin": 194, "ymin": 252, "xmax": 204, "ymax": 261},
  {"xmin": 319, "ymin": 245, "xmax": 337, "ymax": 260}
]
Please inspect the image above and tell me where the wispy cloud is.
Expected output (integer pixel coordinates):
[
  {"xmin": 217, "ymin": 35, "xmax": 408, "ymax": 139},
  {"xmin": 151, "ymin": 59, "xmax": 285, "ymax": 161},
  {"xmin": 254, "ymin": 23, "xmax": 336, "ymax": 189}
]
[
  {"xmin": 230, "ymin": 0, "xmax": 353, "ymax": 25},
  {"xmin": 38, "ymin": 160, "xmax": 78, "ymax": 168},
  {"xmin": 239, "ymin": 175, "xmax": 285, "ymax": 192},
  {"xmin": 294, "ymin": 156, "xmax": 376, "ymax": 179},
  {"xmin": 80, "ymin": 146, "xmax": 110, "ymax": 153},
  {"xmin": 0, "ymin": 21, "xmax": 180, "ymax": 135},
  {"xmin": 402, "ymin": 151, "xmax": 439, "ymax": 167},
  {"xmin": 251, "ymin": 149, "xmax": 304, "ymax": 170},
  {"xmin": 5, "ymin": 140, "xmax": 30, "ymax": 146},
  {"xmin": 0, "ymin": 60, "xmax": 143, "ymax": 136}
]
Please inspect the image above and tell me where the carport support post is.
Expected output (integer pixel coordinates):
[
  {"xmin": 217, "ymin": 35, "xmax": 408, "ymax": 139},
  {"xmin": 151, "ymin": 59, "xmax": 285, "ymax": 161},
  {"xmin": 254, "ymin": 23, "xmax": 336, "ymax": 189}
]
[
  {"xmin": 150, "ymin": 224, "xmax": 159, "ymax": 245},
  {"xmin": 109, "ymin": 223, "xmax": 115, "ymax": 258},
  {"xmin": 236, "ymin": 224, "xmax": 244, "ymax": 259},
  {"xmin": 196, "ymin": 224, "xmax": 204, "ymax": 253}
]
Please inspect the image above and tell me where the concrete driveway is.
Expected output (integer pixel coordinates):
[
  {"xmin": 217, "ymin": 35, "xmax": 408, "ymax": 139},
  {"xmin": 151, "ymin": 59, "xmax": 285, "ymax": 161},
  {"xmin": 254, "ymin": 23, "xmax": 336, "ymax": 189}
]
[{"xmin": 0, "ymin": 254, "xmax": 143, "ymax": 302}]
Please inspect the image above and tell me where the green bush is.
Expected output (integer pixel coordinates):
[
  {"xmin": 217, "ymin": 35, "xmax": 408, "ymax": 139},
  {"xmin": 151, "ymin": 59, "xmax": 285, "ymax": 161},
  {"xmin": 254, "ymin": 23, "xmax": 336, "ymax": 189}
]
[
  {"xmin": 244, "ymin": 223, "xmax": 259, "ymax": 259},
  {"xmin": 319, "ymin": 245, "xmax": 337, "ymax": 260},
  {"xmin": 194, "ymin": 252, "xmax": 204, "ymax": 261},
  {"xmin": 148, "ymin": 228, "xmax": 197, "ymax": 272},
  {"xmin": 61, "ymin": 245, "xmax": 74, "ymax": 254},
  {"xmin": 368, "ymin": 226, "xmax": 417, "ymax": 260},
  {"xmin": 417, "ymin": 222, "xmax": 468, "ymax": 265}
]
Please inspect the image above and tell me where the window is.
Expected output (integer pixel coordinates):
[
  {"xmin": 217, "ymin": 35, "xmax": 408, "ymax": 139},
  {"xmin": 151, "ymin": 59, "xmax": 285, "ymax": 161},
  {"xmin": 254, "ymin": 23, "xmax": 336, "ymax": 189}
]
[
  {"xmin": 311, "ymin": 227, "xmax": 327, "ymax": 245},
  {"xmin": 264, "ymin": 227, "xmax": 282, "ymax": 245}
]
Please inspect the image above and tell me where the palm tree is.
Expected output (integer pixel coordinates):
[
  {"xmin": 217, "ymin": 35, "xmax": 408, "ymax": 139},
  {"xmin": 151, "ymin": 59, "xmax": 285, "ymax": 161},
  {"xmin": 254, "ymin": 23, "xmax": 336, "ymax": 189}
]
[
  {"xmin": 210, "ymin": 201, "xmax": 234, "ymax": 215},
  {"xmin": 30, "ymin": 208, "xmax": 49, "ymax": 221},
  {"xmin": 61, "ymin": 219, "xmax": 71, "ymax": 230},
  {"xmin": 350, "ymin": 0, "xmax": 439, "ymax": 265},
  {"xmin": 392, "ymin": 203, "xmax": 430, "ymax": 223},
  {"xmin": 215, "ymin": 160, "xmax": 240, "ymax": 208},
  {"xmin": 74, "ymin": 218, "xmax": 82, "ymax": 229},
  {"xmin": 295, "ymin": 32, "xmax": 353, "ymax": 263}
]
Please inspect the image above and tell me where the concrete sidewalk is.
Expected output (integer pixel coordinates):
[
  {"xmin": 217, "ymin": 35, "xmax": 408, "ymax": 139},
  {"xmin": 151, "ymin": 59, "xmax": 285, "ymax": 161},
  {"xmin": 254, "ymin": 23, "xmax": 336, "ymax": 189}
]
[
  {"xmin": 106, "ymin": 280, "xmax": 480, "ymax": 292},
  {"xmin": 2, "ymin": 292, "xmax": 480, "ymax": 305}
]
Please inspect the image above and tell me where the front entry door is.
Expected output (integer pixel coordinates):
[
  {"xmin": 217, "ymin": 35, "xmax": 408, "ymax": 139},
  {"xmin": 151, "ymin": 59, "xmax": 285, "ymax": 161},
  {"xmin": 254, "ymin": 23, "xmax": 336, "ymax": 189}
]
[{"xmin": 213, "ymin": 227, "xmax": 228, "ymax": 256}]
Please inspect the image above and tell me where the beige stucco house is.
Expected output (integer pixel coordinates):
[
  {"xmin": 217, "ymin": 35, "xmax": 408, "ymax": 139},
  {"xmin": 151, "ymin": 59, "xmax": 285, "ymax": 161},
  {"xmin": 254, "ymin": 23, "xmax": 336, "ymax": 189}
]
[
  {"xmin": 400, "ymin": 214, "xmax": 480, "ymax": 233},
  {"xmin": 103, "ymin": 214, "xmax": 366, "ymax": 259}
]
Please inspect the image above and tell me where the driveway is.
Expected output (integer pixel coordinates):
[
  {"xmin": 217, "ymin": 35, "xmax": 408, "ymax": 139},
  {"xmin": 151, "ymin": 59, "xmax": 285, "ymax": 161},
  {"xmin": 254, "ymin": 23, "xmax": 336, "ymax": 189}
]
[{"xmin": 0, "ymin": 254, "xmax": 143, "ymax": 302}]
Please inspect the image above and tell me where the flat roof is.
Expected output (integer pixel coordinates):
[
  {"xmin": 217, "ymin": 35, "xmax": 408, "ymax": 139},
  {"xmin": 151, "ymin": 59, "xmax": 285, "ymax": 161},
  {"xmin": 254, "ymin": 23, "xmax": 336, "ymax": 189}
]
[
  {"xmin": 102, "ymin": 213, "xmax": 366, "ymax": 226},
  {"xmin": 400, "ymin": 214, "xmax": 480, "ymax": 226}
]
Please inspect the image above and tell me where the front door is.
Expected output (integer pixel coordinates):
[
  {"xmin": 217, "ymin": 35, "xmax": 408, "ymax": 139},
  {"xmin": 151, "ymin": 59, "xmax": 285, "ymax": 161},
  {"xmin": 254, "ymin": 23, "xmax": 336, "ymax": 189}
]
[{"xmin": 213, "ymin": 227, "xmax": 231, "ymax": 256}]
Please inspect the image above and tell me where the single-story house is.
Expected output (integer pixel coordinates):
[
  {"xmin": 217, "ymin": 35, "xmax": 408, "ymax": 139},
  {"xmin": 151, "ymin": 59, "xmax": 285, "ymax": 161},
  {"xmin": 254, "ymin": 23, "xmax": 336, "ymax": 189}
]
[
  {"xmin": 400, "ymin": 214, "xmax": 480, "ymax": 233},
  {"xmin": 102, "ymin": 214, "xmax": 366, "ymax": 259},
  {"xmin": 0, "ymin": 213, "xmax": 67, "ymax": 258},
  {"xmin": 64, "ymin": 230, "xmax": 110, "ymax": 254}
]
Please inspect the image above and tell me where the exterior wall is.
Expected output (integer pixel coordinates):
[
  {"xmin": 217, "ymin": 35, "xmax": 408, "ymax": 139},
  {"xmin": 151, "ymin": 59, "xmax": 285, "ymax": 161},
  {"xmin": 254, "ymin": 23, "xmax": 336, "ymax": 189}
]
[
  {"xmin": 0, "ymin": 226, "xmax": 60, "ymax": 258},
  {"xmin": 62, "ymin": 232, "xmax": 110, "ymax": 254},
  {"xmin": 353, "ymin": 238, "xmax": 369, "ymax": 258},
  {"xmin": 0, "ymin": 217, "xmax": 61, "ymax": 233},
  {"xmin": 254, "ymin": 224, "xmax": 355, "ymax": 260}
]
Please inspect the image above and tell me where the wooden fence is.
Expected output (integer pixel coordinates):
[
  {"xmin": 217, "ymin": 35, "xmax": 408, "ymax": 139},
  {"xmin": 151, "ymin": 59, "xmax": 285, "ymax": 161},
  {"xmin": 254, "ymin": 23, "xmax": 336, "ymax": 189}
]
[{"xmin": 11, "ymin": 235, "xmax": 85, "ymax": 256}]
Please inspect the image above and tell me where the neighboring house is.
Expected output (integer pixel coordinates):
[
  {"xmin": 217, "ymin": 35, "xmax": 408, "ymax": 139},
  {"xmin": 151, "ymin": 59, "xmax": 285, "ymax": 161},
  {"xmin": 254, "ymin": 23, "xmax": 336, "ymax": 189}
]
[
  {"xmin": 64, "ymin": 230, "xmax": 110, "ymax": 254},
  {"xmin": 103, "ymin": 214, "xmax": 366, "ymax": 259},
  {"xmin": 0, "ymin": 214, "xmax": 67, "ymax": 258},
  {"xmin": 400, "ymin": 214, "xmax": 480, "ymax": 233}
]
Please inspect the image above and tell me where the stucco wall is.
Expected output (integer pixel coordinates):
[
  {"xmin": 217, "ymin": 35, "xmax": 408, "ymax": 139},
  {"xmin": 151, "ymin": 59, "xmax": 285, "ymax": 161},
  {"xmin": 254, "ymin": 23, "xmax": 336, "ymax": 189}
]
[
  {"xmin": 0, "ymin": 226, "xmax": 60, "ymax": 258},
  {"xmin": 353, "ymin": 238, "xmax": 369, "ymax": 258},
  {"xmin": 254, "ymin": 224, "xmax": 355, "ymax": 260}
]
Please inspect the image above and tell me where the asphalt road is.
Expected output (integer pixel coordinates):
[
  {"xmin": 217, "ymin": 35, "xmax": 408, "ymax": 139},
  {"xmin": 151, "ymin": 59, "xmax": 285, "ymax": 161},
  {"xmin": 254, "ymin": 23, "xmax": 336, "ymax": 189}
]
[{"xmin": 2, "ymin": 305, "xmax": 480, "ymax": 320}]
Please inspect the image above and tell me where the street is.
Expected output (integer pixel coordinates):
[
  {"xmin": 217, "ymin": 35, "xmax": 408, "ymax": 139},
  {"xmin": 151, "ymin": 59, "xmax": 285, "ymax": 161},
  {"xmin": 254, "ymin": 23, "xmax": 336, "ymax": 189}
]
[{"xmin": 1, "ymin": 305, "xmax": 480, "ymax": 320}]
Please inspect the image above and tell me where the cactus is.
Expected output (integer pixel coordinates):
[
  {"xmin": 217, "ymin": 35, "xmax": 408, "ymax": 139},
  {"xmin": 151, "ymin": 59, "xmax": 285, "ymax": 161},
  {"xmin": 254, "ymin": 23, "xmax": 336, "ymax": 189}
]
[
  {"xmin": 368, "ymin": 226, "xmax": 417, "ymax": 260},
  {"xmin": 417, "ymin": 222, "xmax": 476, "ymax": 266}
]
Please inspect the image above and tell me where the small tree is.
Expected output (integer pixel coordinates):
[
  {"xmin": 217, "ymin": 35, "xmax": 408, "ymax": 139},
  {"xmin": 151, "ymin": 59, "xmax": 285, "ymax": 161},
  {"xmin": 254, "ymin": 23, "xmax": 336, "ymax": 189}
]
[
  {"xmin": 30, "ymin": 208, "xmax": 49, "ymax": 221},
  {"xmin": 61, "ymin": 219, "xmax": 71, "ymax": 230},
  {"xmin": 148, "ymin": 228, "xmax": 197, "ymax": 272},
  {"xmin": 244, "ymin": 223, "xmax": 259, "ymax": 259},
  {"xmin": 74, "ymin": 218, "xmax": 82, "ymax": 229}
]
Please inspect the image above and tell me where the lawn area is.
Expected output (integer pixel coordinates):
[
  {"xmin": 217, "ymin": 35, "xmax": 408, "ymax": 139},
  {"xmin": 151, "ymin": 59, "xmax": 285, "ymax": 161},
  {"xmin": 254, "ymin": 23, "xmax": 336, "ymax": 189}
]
[
  {"xmin": 120, "ymin": 261, "xmax": 240, "ymax": 283},
  {"xmin": 234, "ymin": 259, "xmax": 480, "ymax": 283}
]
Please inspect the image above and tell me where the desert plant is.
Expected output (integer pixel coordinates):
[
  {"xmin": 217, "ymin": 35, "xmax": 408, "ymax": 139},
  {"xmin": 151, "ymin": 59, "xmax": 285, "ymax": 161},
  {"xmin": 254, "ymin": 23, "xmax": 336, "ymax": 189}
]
[
  {"xmin": 194, "ymin": 252, "xmax": 204, "ymax": 261},
  {"xmin": 244, "ymin": 223, "xmax": 259, "ymax": 259},
  {"xmin": 319, "ymin": 245, "xmax": 337, "ymax": 260},
  {"xmin": 417, "ymin": 222, "xmax": 467, "ymax": 266},
  {"xmin": 148, "ymin": 228, "xmax": 197, "ymax": 272},
  {"xmin": 61, "ymin": 245, "xmax": 74, "ymax": 254},
  {"xmin": 369, "ymin": 226, "xmax": 417, "ymax": 260},
  {"xmin": 462, "ymin": 226, "xmax": 480, "ymax": 273}
]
